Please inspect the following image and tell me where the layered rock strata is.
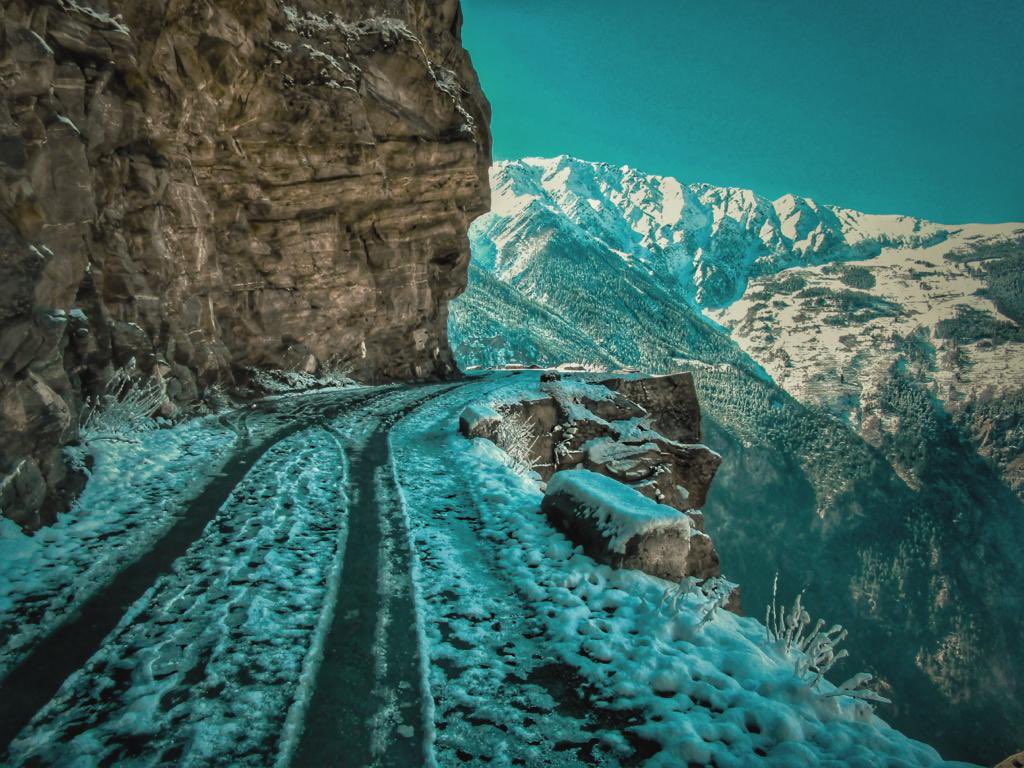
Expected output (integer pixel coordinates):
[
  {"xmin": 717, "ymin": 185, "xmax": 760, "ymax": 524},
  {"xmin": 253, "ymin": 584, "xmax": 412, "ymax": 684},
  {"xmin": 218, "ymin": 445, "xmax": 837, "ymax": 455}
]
[{"xmin": 0, "ymin": 0, "xmax": 491, "ymax": 526}]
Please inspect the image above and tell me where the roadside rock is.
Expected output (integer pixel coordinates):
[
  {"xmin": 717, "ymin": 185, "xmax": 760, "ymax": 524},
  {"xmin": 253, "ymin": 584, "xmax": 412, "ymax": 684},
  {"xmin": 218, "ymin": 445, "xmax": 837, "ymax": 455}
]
[
  {"xmin": 580, "ymin": 435, "xmax": 721, "ymax": 511},
  {"xmin": 458, "ymin": 402, "xmax": 501, "ymax": 441},
  {"xmin": 0, "ymin": 0, "xmax": 491, "ymax": 527},
  {"xmin": 460, "ymin": 374, "xmax": 733, "ymax": 600},
  {"xmin": 541, "ymin": 469, "xmax": 720, "ymax": 582},
  {"xmin": 598, "ymin": 373, "xmax": 702, "ymax": 443}
]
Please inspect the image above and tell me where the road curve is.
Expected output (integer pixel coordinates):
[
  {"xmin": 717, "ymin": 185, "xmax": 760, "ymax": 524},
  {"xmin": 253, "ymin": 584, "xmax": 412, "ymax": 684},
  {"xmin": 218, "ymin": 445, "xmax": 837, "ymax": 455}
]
[
  {"xmin": 0, "ymin": 384, "xmax": 457, "ymax": 767},
  {"xmin": 1, "ymin": 374, "xmax": 643, "ymax": 768}
]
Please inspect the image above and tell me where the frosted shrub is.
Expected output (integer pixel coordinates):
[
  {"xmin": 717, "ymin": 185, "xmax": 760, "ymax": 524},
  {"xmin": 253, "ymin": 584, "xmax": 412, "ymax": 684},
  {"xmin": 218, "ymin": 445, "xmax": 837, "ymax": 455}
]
[
  {"xmin": 697, "ymin": 577, "xmax": 734, "ymax": 627},
  {"xmin": 658, "ymin": 575, "xmax": 699, "ymax": 615},
  {"xmin": 658, "ymin": 576, "xmax": 734, "ymax": 629},
  {"xmin": 78, "ymin": 360, "xmax": 167, "ymax": 445},
  {"xmin": 765, "ymin": 574, "xmax": 890, "ymax": 705},
  {"xmin": 494, "ymin": 411, "xmax": 539, "ymax": 476},
  {"xmin": 824, "ymin": 672, "xmax": 892, "ymax": 704}
]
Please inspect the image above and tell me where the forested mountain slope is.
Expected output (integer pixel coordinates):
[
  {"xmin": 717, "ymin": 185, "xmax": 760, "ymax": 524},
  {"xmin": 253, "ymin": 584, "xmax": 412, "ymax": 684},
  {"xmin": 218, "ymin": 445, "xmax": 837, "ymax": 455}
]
[{"xmin": 450, "ymin": 155, "xmax": 1024, "ymax": 763}]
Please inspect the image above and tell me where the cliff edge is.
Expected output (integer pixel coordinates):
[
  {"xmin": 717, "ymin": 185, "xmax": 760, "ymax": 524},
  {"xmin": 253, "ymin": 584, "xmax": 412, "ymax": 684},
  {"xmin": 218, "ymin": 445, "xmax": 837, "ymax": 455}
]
[{"xmin": 0, "ymin": 0, "xmax": 491, "ymax": 527}]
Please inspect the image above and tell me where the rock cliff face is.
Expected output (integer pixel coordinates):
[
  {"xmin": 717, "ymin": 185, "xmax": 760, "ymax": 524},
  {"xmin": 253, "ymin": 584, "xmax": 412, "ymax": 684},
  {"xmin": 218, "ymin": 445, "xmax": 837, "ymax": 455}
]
[{"xmin": 0, "ymin": 0, "xmax": 491, "ymax": 527}]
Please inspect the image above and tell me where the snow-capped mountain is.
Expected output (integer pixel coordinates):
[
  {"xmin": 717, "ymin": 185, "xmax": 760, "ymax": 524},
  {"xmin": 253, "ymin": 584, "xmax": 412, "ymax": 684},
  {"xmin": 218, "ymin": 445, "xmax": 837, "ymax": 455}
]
[
  {"xmin": 475, "ymin": 155, "xmax": 952, "ymax": 308},
  {"xmin": 449, "ymin": 156, "xmax": 1024, "ymax": 763},
  {"xmin": 457, "ymin": 155, "xmax": 1024, "ymax": 496}
]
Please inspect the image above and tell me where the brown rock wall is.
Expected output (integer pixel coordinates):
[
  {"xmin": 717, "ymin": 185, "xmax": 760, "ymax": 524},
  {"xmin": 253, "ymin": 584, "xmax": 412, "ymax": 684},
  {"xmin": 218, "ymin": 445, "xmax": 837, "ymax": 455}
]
[{"xmin": 0, "ymin": 0, "xmax": 491, "ymax": 526}]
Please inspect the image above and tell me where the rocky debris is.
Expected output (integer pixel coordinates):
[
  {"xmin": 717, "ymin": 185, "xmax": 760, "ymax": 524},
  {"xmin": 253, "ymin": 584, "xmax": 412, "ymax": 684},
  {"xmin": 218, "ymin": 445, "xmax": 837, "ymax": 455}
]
[
  {"xmin": 598, "ymin": 373, "xmax": 702, "ymax": 443},
  {"xmin": 458, "ymin": 402, "xmax": 501, "ymax": 440},
  {"xmin": 0, "ymin": 0, "xmax": 491, "ymax": 527},
  {"xmin": 997, "ymin": 751, "xmax": 1024, "ymax": 768},
  {"xmin": 460, "ymin": 374, "xmax": 730, "ymax": 590},
  {"xmin": 541, "ymin": 469, "xmax": 719, "ymax": 582}
]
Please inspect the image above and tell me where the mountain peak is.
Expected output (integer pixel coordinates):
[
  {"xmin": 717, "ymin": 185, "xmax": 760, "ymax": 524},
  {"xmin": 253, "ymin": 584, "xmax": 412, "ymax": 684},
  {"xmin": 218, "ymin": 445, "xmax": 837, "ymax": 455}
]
[{"xmin": 481, "ymin": 156, "xmax": 959, "ymax": 307}]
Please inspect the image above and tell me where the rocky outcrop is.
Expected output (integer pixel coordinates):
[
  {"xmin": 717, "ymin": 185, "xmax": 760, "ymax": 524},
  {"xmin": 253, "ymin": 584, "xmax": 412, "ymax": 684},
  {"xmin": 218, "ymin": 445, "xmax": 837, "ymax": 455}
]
[
  {"xmin": 597, "ymin": 373, "xmax": 702, "ymax": 443},
  {"xmin": 0, "ymin": 0, "xmax": 491, "ymax": 527},
  {"xmin": 461, "ymin": 375, "xmax": 722, "ymax": 510},
  {"xmin": 460, "ymin": 373, "xmax": 727, "ymax": 585},
  {"xmin": 541, "ymin": 468, "xmax": 719, "ymax": 583}
]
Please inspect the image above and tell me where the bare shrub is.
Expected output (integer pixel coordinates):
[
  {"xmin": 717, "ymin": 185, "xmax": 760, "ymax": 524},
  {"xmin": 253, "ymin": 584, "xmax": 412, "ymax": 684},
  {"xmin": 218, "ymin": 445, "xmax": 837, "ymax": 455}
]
[
  {"xmin": 765, "ymin": 574, "xmax": 890, "ymax": 705},
  {"xmin": 494, "ymin": 410, "xmax": 539, "ymax": 475},
  {"xmin": 78, "ymin": 359, "xmax": 167, "ymax": 444},
  {"xmin": 659, "ymin": 576, "xmax": 735, "ymax": 629}
]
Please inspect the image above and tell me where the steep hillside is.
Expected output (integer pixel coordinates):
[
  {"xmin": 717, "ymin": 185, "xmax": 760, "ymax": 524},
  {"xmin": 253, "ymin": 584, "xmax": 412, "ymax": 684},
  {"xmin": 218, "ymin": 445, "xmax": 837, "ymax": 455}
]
[
  {"xmin": 0, "ymin": 0, "xmax": 491, "ymax": 527},
  {"xmin": 449, "ymin": 156, "xmax": 1024, "ymax": 763},
  {"xmin": 713, "ymin": 229, "xmax": 1024, "ymax": 496}
]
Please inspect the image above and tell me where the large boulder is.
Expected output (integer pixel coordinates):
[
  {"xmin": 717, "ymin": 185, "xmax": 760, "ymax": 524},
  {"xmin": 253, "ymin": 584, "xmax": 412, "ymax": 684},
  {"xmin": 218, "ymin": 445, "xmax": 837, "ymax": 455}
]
[
  {"xmin": 461, "ymin": 376, "xmax": 722, "ymax": 506},
  {"xmin": 580, "ymin": 435, "xmax": 721, "ymax": 511},
  {"xmin": 598, "ymin": 373, "xmax": 702, "ymax": 443},
  {"xmin": 458, "ymin": 402, "xmax": 502, "ymax": 441},
  {"xmin": 541, "ymin": 469, "xmax": 720, "ymax": 582}
]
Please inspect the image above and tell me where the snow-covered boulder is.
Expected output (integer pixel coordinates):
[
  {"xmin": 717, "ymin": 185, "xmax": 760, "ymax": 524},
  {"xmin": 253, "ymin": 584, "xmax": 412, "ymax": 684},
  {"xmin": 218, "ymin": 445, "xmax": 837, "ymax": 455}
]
[
  {"xmin": 542, "ymin": 469, "xmax": 719, "ymax": 582},
  {"xmin": 580, "ymin": 435, "xmax": 721, "ymax": 511},
  {"xmin": 459, "ymin": 376, "xmax": 722, "ymax": 507},
  {"xmin": 458, "ymin": 402, "xmax": 502, "ymax": 440}
]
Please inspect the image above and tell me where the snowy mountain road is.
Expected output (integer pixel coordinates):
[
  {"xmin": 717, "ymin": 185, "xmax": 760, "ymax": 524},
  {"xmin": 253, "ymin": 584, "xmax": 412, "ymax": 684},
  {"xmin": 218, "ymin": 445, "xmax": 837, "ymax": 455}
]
[
  {"xmin": 0, "ymin": 374, "xmax": 982, "ymax": 767},
  {"xmin": 0, "ymin": 384, "xmax": 461, "ymax": 767}
]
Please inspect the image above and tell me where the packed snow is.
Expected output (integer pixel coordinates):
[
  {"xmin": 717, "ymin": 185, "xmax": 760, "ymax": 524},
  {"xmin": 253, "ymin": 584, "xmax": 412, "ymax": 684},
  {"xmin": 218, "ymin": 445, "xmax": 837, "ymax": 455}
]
[
  {"xmin": 0, "ymin": 374, "xmax": 988, "ymax": 766},
  {"xmin": 7, "ymin": 425, "xmax": 350, "ymax": 766},
  {"xmin": 0, "ymin": 416, "xmax": 238, "ymax": 678},
  {"xmin": 391, "ymin": 375, "xmax": 973, "ymax": 767}
]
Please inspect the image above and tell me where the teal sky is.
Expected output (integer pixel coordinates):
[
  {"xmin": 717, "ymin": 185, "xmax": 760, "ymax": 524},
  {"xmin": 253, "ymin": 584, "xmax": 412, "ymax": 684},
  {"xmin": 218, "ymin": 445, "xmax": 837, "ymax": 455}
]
[{"xmin": 461, "ymin": 0, "xmax": 1024, "ymax": 224}]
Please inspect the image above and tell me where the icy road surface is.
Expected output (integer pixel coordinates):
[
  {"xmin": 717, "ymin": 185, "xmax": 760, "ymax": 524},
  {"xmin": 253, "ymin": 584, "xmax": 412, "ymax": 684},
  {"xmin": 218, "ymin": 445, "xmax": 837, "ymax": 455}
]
[{"xmin": 0, "ymin": 376, "xmax": 973, "ymax": 767}]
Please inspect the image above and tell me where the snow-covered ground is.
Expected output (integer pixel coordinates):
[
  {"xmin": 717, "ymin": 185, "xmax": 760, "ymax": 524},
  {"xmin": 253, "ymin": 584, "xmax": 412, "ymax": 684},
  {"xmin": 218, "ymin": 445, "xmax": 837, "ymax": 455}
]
[
  {"xmin": 392, "ymin": 374, "xmax": 973, "ymax": 767},
  {"xmin": 450, "ymin": 159, "xmax": 1024, "ymax": 763},
  {"xmin": 9, "ymin": 426, "xmax": 350, "ymax": 766},
  {"xmin": 2, "ymin": 386, "xmax": 440, "ymax": 767},
  {"xmin": 0, "ymin": 375, "xmax": 991, "ymax": 765},
  {"xmin": 0, "ymin": 415, "xmax": 239, "ymax": 678}
]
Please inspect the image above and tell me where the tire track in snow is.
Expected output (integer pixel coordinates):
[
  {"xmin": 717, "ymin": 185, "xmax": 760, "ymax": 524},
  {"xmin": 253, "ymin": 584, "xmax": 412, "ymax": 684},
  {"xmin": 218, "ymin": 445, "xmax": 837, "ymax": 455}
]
[
  {"xmin": 0, "ymin": 387, "xmax": 395, "ymax": 761},
  {"xmin": 389, "ymin": 380, "xmax": 661, "ymax": 767},
  {"xmin": 4, "ymin": 425, "xmax": 351, "ymax": 766},
  {"xmin": 290, "ymin": 385, "xmax": 461, "ymax": 768}
]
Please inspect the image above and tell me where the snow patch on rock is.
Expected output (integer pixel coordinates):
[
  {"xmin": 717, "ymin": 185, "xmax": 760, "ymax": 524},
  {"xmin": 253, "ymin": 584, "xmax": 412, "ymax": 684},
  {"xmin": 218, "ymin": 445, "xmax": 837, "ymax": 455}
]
[{"xmin": 546, "ymin": 469, "xmax": 691, "ymax": 553}]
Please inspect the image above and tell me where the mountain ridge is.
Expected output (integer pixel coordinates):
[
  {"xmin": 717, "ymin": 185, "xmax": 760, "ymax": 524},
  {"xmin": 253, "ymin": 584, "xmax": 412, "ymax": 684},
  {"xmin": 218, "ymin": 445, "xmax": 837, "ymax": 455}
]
[
  {"xmin": 450, "ymin": 155, "xmax": 1024, "ymax": 763},
  {"xmin": 479, "ymin": 155, "xmax": 1019, "ymax": 310}
]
